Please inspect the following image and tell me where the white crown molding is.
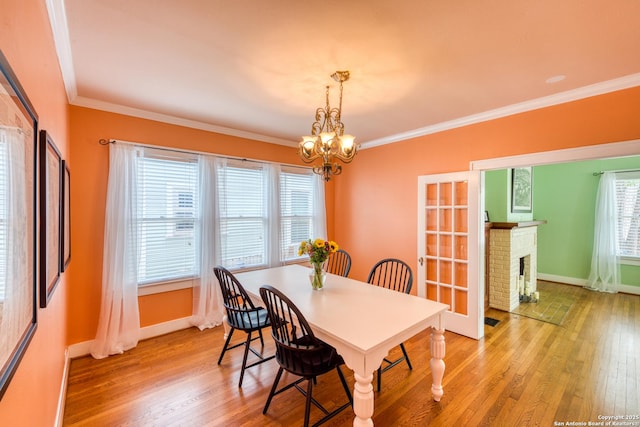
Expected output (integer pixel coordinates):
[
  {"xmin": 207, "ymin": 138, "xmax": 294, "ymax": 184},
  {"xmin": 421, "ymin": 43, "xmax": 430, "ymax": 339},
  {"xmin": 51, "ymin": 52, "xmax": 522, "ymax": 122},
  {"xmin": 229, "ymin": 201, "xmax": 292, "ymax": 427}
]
[
  {"xmin": 72, "ymin": 96, "xmax": 298, "ymax": 147},
  {"xmin": 361, "ymin": 73, "xmax": 640, "ymax": 150},
  {"xmin": 74, "ymin": 73, "xmax": 640, "ymax": 150},
  {"xmin": 470, "ymin": 138, "xmax": 640, "ymax": 170},
  {"xmin": 46, "ymin": 0, "xmax": 640, "ymax": 150},
  {"xmin": 46, "ymin": 0, "xmax": 77, "ymax": 102}
]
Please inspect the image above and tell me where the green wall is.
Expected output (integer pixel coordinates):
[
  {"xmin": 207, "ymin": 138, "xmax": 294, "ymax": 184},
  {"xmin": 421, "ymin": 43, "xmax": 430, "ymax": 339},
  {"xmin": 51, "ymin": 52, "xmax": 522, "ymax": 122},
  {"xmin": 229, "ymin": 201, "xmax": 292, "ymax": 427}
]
[
  {"xmin": 485, "ymin": 169, "xmax": 508, "ymax": 222},
  {"xmin": 485, "ymin": 156, "xmax": 640, "ymax": 288}
]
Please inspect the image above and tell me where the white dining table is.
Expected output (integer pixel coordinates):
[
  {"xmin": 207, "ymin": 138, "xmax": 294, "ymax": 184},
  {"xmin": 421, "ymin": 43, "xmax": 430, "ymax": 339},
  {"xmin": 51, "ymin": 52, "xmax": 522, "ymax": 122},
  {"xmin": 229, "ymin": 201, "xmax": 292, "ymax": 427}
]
[{"xmin": 233, "ymin": 264, "xmax": 448, "ymax": 427}]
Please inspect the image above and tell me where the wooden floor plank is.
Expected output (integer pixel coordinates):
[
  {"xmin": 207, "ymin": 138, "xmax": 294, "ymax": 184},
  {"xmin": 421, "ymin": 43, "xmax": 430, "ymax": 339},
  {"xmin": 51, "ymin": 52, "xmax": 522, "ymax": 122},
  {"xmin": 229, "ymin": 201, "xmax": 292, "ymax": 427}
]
[{"xmin": 63, "ymin": 283, "xmax": 639, "ymax": 426}]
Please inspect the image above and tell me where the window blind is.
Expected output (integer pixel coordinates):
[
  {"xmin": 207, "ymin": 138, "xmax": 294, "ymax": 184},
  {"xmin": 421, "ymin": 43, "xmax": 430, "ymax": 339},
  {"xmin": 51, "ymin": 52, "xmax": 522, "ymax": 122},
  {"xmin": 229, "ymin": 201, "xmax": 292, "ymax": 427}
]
[
  {"xmin": 615, "ymin": 172, "xmax": 640, "ymax": 258},
  {"xmin": 280, "ymin": 167, "xmax": 314, "ymax": 261},
  {"xmin": 217, "ymin": 160, "xmax": 267, "ymax": 269},
  {"xmin": 137, "ymin": 150, "xmax": 199, "ymax": 283}
]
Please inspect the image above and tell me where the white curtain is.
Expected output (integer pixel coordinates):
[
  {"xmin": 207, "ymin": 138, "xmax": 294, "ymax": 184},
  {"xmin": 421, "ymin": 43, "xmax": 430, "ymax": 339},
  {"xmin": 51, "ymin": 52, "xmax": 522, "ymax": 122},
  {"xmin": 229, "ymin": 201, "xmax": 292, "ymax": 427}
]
[
  {"xmin": 267, "ymin": 164, "xmax": 282, "ymax": 267},
  {"xmin": 312, "ymin": 173, "xmax": 327, "ymax": 239},
  {"xmin": 191, "ymin": 155, "xmax": 224, "ymax": 330},
  {"xmin": 91, "ymin": 143, "xmax": 141, "ymax": 359},
  {"xmin": 586, "ymin": 171, "xmax": 619, "ymax": 293}
]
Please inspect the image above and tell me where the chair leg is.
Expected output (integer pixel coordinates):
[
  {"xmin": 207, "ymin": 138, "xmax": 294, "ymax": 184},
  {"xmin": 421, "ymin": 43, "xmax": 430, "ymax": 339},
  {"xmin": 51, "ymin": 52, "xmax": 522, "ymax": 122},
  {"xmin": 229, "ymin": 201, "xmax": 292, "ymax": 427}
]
[
  {"xmin": 257, "ymin": 327, "xmax": 265, "ymax": 347},
  {"xmin": 238, "ymin": 331, "xmax": 253, "ymax": 387},
  {"xmin": 336, "ymin": 365, "xmax": 353, "ymax": 404},
  {"xmin": 400, "ymin": 343, "xmax": 412, "ymax": 370},
  {"xmin": 217, "ymin": 328, "xmax": 235, "ymax": 365},
  {"xmin": 304, "ymin": 377, "xmax": 314, "ymax": 427},
  {"xmin": 376, "ymin": 343, "xmax": 412, "ymax": 392},
  {"xmin": 263, "ymin": 367, "xmax": 284, "ymax": 415}
]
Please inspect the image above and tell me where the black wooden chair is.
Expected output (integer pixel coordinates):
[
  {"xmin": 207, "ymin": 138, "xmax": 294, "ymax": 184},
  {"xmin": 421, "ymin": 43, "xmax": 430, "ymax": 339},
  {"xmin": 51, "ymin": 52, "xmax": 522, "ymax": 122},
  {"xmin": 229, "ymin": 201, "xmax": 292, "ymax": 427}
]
[
  {"xmin": 324, "ymin": 249, "xmax": 352, "ymax": 277},
  {"xmin": 366, "ymin": 258, "xmax": 414, "ymax": 392},
  {"xmin": 260, "ymin": 285, "xmax": 352, "ymax": 427},
  {"xmin": 214, "ymin": 266, "xmax": 275, "ymax": 387}
]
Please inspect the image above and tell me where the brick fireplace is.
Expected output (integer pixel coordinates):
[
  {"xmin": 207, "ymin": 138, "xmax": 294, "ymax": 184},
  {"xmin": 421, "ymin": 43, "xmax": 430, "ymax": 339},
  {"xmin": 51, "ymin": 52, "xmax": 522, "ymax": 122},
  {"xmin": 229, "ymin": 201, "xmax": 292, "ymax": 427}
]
[{"xmin": 488, "ymin": 222, "xmax": 544, "ymax": 312}]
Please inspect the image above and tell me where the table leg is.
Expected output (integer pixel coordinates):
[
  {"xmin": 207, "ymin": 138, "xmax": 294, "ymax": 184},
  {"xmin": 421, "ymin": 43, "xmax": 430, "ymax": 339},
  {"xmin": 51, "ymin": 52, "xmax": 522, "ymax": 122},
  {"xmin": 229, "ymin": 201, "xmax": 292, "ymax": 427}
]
[
  {"xmin": 430, "ymin": 328, "xmax": 446, "ymax": 402},
  {"xmin": 352, "ymin": 372, "xmax": 374, "ymax": 427}
]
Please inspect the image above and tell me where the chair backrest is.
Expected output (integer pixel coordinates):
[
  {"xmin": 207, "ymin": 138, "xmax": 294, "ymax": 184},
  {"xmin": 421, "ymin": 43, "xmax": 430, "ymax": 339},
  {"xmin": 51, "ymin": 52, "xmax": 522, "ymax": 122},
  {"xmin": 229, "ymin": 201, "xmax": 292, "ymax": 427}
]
[
  {"xmin": 260, "ymin": 285, "xmax": 336, "ymax": 377},
  {"xmin": 366, "ymin": 258, "xmax": 413, "ymax": 294},
  {"xmin": 214, "ymin": 266, "xmax": 261, "ymax": 329},
  {"xmin": 324, "ymin": 249, "xmax": 352, "ymax": 277}
]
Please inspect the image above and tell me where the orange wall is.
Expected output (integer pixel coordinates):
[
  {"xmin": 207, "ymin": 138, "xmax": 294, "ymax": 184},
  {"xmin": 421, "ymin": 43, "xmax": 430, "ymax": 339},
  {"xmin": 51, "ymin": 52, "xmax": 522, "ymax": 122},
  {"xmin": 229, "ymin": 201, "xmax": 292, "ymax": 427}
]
[
  {"xmin": 335, "ymin": 87, "xmax": 640, "ymax": 283},
  {"xmin": 2, "ymin": 1, "xmax": 639, "ymax": 426},
  {"xmin": 67, "ymin": 107, "xmax": 317, "ymax": 342},
  {"xmin": 0, "ymin": 0, "xmax": 70, "ymax": 425}
]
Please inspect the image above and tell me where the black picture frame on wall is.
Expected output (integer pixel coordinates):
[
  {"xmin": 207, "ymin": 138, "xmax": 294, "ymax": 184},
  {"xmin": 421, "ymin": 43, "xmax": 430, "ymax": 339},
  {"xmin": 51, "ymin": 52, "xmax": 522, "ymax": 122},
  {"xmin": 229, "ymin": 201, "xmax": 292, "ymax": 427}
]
[
  {"xmin": 0, "ymin": 50, "xmax": 38, "ymax": 399},
  {"xmin": 61, "ymin": 160, "xmax": 71, "ymax": 272},
  {"xmin": 39, "ymin": 130, "xmax": 62, "ymax": 308},
  {"xmin": 511, "ymin": 167, "xmax": 533, "ymax": 213}
]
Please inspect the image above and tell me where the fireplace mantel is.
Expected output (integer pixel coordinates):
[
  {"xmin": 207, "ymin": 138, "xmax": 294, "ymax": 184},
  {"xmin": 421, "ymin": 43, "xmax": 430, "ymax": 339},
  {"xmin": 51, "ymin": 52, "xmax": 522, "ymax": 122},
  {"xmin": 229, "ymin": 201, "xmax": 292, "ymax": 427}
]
[
  {"xmin": 488, "ymin": 220, "xmax": 547, "ymax": 229},
  {"xmin": 491, "ymin": 220, "xmax": 547, "ymax": 230}
]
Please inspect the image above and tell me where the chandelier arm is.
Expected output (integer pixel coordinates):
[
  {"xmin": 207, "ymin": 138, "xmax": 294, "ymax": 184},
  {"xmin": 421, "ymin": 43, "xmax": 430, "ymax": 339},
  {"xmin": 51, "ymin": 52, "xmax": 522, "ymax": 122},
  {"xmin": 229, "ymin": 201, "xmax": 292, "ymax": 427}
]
[
  {"xmin": 314, "ymin": 106, "xmax": 327, "ymax": 131},
  {"xmin": 298, "ymin": 145, "xmax": 320, "ymax": 163},
  {"xmin": 332, "ymin": 147, "xmax": 359, "ymax": 163},
  {"xmin": 312, "ymin": 162, "xmax": 342, "ymax": 181}
]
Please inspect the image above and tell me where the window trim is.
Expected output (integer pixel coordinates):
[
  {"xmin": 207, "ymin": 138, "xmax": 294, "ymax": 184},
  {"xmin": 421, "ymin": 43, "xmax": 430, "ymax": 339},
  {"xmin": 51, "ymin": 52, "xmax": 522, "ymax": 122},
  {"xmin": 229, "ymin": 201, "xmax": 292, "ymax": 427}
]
[
  {"xmin": 614, "ymin": 170, "xmax": 640, "ymax": 263},
  {"xmin": 136, "ymin": 149, "xmax": 200, "ymax": 285},
  {"xmin": 138, "ymin": 277, "xmax": 197, "ymax": 296},
  {"xmin": 620, "ymin": 256, "xmax": 640, "ymax": 266}
]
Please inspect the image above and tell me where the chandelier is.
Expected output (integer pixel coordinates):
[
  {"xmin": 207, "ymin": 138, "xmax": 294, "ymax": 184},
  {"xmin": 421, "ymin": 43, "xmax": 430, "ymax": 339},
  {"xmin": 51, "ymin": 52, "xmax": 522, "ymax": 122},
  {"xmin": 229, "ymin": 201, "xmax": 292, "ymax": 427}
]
[{"xmin": 298, "ymin": 70, "xmax": 357, "ymax": 181}]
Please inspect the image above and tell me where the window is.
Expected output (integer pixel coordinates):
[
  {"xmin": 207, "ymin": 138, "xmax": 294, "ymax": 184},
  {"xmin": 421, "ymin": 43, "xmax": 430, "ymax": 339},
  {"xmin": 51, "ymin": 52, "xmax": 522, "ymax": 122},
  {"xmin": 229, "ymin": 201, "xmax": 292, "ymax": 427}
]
[
  {"xmin": 215, "ymin": 161, "xmax": 324, "ymax": 270},
  {"xmin": 217, "ymin": 160, "xmax": 267, "ymax": 269},
  {"xmin": 128, "ymin": 145, "xmax": 325, "ymax": 289},
  {"xmin": 280, "ymin": 167, "xmax": 315, "ymax": 261},
  {"xmin": 137, "ymin": 151, "xmax": 199, "ymax": 284},
  {"xmin": 615, "ymin": 171, "xmax": 640, "ymax": 260}
]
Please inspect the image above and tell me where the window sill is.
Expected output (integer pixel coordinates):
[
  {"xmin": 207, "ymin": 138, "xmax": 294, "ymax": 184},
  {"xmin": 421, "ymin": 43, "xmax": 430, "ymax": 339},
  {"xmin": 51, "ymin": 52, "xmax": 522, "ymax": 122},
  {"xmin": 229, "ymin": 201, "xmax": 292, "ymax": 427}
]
[
  {"xmin": 620, "ymin": 257, "xmax": 640, "ymax": 267},
  {"xmin": 138, "ymin": 278, "xmax": 196, "ymax": 296},
  {"xmin": 137, "ymin": 260, "xmax": 309, "ymax": 296}
]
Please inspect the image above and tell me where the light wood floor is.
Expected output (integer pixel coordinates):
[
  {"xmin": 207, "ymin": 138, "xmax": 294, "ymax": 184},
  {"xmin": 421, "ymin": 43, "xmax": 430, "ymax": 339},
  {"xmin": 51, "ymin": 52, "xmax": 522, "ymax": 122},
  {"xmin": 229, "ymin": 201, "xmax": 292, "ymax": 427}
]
[
  {"xmin": 63, "ymin": 283, "xmax": 640, "ymax": 426},
  {"xmin": 510, "ymin": 280, "xmax": 583, "ymax": 325}
]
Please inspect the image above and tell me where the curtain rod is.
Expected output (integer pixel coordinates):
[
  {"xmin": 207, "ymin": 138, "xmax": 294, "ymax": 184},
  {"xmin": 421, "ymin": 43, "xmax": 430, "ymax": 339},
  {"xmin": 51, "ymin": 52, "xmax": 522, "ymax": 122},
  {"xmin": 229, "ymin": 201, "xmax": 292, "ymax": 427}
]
[
  {"xmin": 593, "ymin": 168, "xmax": 640, "ymax": 176},
  {"xmin": 98, "ymin": 138, "xmax": 309, "ymax": 170}
]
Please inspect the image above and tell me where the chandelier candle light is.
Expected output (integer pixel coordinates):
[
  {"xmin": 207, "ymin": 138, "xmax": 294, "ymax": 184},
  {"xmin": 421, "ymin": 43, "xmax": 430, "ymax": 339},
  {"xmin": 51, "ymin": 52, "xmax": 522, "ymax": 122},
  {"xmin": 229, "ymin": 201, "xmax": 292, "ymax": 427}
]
[
  {"xmin": 298, "ymin": 70, "xmax": 358, "ymax": 181},
  {"xmin": 298, "ymin": 238, "xmax": 339, "ymax": 290}
]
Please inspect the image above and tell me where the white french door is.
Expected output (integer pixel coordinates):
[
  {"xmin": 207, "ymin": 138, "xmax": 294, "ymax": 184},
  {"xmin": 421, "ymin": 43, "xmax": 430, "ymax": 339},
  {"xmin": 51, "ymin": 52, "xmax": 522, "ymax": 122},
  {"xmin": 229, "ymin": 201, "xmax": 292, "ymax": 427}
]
[{"xmin": 417, "ymin": 171, "xmax": 483, "ymax": 339}]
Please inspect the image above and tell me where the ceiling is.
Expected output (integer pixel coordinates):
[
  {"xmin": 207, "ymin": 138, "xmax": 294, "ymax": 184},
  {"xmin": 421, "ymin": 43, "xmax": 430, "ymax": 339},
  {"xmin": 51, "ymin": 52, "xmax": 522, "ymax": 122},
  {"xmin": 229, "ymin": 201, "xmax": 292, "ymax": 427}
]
[{"xmin": 49, "ymin": 0, "xmax": 640, "ymax": 148}]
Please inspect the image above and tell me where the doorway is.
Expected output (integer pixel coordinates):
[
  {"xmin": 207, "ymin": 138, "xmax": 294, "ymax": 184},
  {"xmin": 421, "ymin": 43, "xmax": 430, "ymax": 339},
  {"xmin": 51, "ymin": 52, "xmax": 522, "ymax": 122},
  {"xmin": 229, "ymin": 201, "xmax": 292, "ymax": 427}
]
[{"xmin": 471, "ymin": 140, "xmax": 640, "ymax": 322}]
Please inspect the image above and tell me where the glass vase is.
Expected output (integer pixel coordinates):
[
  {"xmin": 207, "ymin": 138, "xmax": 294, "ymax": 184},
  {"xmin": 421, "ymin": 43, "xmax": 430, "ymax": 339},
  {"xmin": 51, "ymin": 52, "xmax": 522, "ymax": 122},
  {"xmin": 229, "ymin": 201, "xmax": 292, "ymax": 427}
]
[{"xmin": 309, "ymin": 262, "xmax": 326, "ymax": 290}]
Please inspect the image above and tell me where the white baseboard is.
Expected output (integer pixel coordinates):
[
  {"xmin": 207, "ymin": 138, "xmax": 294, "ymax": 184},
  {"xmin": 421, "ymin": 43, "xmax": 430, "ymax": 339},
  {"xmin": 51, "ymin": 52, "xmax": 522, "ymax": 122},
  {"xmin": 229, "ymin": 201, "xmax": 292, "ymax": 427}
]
[
  {"xmin": 55, "ymin": 348, "xmax": 70, "ymax": 427},
  {"xmin": 67, "ymin": 316, "xmax": 196, "ymax": 359},
  {"xmin": 538, "ymin": 273, "xmax": 640, "ymax": 295},
  {"xmin": 537, "ymin": 273, "xmax": 587, "ymax": 287}
]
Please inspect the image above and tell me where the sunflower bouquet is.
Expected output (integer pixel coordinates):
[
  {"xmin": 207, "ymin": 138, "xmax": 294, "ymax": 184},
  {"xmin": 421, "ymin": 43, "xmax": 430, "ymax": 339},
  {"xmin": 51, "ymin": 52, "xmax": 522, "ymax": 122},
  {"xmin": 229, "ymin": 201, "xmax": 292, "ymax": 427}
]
[{"xmin": 298, "ymin": 238, "xmax": 339, "ymax": 289}]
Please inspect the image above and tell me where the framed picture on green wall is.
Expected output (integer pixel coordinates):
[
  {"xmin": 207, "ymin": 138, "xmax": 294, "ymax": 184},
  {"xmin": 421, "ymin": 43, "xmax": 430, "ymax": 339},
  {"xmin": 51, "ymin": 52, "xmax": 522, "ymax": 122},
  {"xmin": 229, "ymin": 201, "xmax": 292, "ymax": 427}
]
[{"xmin": 511, "ymin": 167, "xmax": 533, "ymax": 213}]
